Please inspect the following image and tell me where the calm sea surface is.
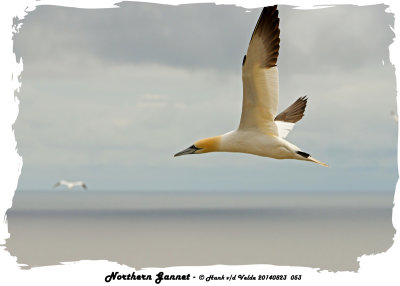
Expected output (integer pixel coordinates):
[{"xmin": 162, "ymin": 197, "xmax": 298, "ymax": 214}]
[{"xmin": 5, "ymin": 190, "xmax": 395, "ymax": 271}]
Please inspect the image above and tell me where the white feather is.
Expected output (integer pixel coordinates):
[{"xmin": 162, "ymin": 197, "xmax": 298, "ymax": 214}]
[{"xmin": 275, "ymin": 121, "xmax": 295, "ymax": 138}]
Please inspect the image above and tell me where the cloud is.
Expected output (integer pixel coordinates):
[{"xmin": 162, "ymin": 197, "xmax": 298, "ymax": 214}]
[
  {"xmin": 14, "ymin": 3, "xmax": 258, "ymax": 71},
  {"xmin": 15, "ymin": 63, "xmax": 241, "ymax": 166},
  {"xmin": 279, "ymin": 5, "xmax": 394, "ymax": 74},
  {"xmin": 14, "ymin": 4, "xmax": 394, "ymax": 74}
]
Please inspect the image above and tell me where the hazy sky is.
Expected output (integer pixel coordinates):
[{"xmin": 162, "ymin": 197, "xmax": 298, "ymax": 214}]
[{"xmin": 13, "ymin": 3, "xmax": 397, "ymax": 191}]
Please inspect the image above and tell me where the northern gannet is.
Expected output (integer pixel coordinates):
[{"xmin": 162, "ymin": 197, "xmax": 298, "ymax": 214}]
[
  {"xmin": 54, "ymin": 180, "xmax": 88, "ymax": 190},
  {"xmin": 174, "ymin": 6, "xmax": 327, "ymax": 167}
]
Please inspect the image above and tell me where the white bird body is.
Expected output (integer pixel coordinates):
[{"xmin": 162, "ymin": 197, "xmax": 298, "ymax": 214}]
[
  {"xmin": 174, "ymin": 6, "xmax": 327, "ymax": 167},
  {"xmin": 219, "ymin": 130, "xmax": 298, "ymax": 159},
  {"xmin": 54, "ymin": 180, "xmax": 87, "ymax": 190}
]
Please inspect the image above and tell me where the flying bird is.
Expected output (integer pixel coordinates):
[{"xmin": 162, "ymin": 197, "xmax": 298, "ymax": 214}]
[
  {"xmin": 174, "ymin": 6, "xmax": 327, "ymax": 166},
  {"xmin": 54, "ymin": 180, "xmax": 88, "ymax": 190}
]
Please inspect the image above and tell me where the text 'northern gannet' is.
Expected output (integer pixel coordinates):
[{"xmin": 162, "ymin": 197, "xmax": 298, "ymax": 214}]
[{"xmin": 175, "ymin": 5, "xmax": 327, "ymax": 167}]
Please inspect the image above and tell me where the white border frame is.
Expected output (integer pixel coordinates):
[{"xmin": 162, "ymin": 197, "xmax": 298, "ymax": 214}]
[{"xmin": 1, "ymin": 1, "xmax": 399, "ymax": 285}]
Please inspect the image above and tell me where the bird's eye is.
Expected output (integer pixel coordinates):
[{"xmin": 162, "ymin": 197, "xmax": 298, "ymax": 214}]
[{"xmin": 191, "ymin": 145, "xmax": 201, "ymax": 151}]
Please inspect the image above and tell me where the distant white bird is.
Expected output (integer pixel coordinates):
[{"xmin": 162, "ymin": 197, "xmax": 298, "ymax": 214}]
[
  {"xmin": 54, "ymin": 180, "xmax": 87, "ymax": 190},
  {"xmin": 174, "ymin": 6, "xmax": 327, "ymax": 167},
  {"xmin": 391, "ymin": 111, "xmax": 398, "ymax": 123}
]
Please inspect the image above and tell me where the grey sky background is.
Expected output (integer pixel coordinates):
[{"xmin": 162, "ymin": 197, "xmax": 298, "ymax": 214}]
[{"xmin": 13, "ymin": 3, "xmax": 397, "ymax": 191}]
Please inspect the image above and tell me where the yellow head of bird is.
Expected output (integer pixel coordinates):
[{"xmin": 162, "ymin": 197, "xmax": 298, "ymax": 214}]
[{"xmin": 174, "ymin": 136, "xmax": 221, "ymax": 157}]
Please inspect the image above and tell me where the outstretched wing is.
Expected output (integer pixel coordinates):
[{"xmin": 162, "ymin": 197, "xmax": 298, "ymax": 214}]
[
  {"xmin": 275, "ymin": 96, "xmax": 307, "ymax": 123},
  {"xmin": 275, "ymin": 96, "xmax": 308, "ymax": 138},
  {"xmin": 239, "ymin": 6, "xmax": 280, "ymax": 135}
]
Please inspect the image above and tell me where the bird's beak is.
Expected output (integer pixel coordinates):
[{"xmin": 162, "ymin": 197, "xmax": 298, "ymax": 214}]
[{"xmin": 174, "ymin": 145, "xmax": 200, "ymax": 157}]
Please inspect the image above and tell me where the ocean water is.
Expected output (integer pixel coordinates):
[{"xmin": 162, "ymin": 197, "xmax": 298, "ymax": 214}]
[{"xmin": 5, "ymin": 190, "xmax": 395, "ymax": 271}]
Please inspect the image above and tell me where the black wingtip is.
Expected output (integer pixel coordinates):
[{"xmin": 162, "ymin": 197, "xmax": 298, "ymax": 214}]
[
  {"xmin": 249, "ymin": 5, "xmax": 280, "ymax": 68},
  {"xmin": 250, "ymin": 5, "xmax": 279, "ymax": 41}
]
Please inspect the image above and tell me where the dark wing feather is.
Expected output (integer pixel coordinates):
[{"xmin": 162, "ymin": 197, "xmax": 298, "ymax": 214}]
[
  {"xmin": 244, "ymin": 5, "xmax": 280, "ymax": 68},
  {"xmin": 274, "ymin": 96, "xmax": 308, "ymax": 123}
]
